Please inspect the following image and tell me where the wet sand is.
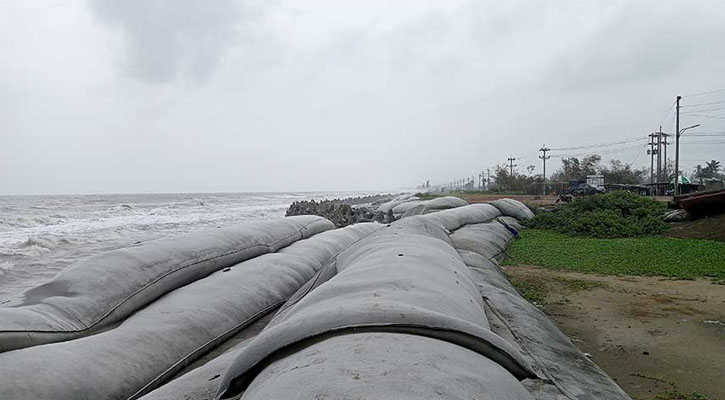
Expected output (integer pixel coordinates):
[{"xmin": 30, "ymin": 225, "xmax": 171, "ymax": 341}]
[{"xmin": 504, "ymin": 265, "xmax": 725, "ymax": 400}]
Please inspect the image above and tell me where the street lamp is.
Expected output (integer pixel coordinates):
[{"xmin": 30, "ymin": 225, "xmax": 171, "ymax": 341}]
[{"xmin": 673, "ymin": 123, "xmax": 700, "ymax": 197}]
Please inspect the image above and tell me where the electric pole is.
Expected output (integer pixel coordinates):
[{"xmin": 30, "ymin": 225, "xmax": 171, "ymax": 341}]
[
  {"xmin": 539, "ymin": 146, "xmax": 550, "ymax": 195},
  {"xmin": 662, "ymin": 132, "xmax": 668, "ymax": 186},
  {"xmin": 648, "ymin": 132, "xmax": 656, "ymax": 186},
  {"xmin": 507, "ymin": 156, "xmax": 517, "ymax": 176},
  {"xmin": 674, "ymin": 96, "xmax": 681, "ymax": 197},
  {"xmin": 486, "ymin": 168, "xmax": 491, "ymax": 190},
  {"xmin": 656, "ymin": 127, "xmax": 662, "ymax": 191},
  {"xmin": 673, "ymin": 97, "xmax": 701, "ymax": 197}
]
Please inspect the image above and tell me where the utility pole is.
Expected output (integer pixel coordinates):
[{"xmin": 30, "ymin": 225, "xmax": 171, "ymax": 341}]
[
  {"xmin": 656, "ymin": 127, "xmax": 663, "ymax": 192},
  {"xmin": 486, "ymin": 168, "xmax": 491, "ymax": 190},
  {"xmin": 674, "ymin": 96, "xmax": 681, "ymax": 196},
  {"xmin": 507, "ymin": 156, "xmax": 517, "ymax": 176},
  {"xmin": 673, "ymin": 96, "xmax": 701, "ymax": 198},
  {"xmin": 539, "ymin": 145, "xmax": 550, "ymax": 195},
  {"xmin": 648, "ymin": 132, "xmax": 656, "ymax": 186},
  {"xmin": 662, "ymin": 133, "xmax": 668, "ymax": 185}
]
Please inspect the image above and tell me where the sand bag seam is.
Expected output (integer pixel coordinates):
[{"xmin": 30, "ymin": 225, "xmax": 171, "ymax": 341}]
[{"xmin": 127, "ymin": 301, "xmax": 284, "ymax": 400}]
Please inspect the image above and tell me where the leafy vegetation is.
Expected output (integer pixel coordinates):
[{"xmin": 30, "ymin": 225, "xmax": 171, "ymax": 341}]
[
  {"xmin": 413, "ymin": 192, "xmax": 442, "ymax": 200},
  {"xmin": 503, "ymin": 229, "xmax": 725, "ymax": 279},
  {"xmin": 525, "ymin": 191, "xmax": 668, "ymax": 238},
  {"xmin": 692, "ymin": 159, "xmax": 724, "ymax": 181},
  {"xmin": 491, "ymin": 165, "xmax": 542, "ymax": 194},
  {"xmin": 550, "ymin": 154, "xmax": 648, "ymax": 184}
]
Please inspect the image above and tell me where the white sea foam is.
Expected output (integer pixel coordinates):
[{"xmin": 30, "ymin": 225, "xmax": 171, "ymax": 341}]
[
  {"xmin": 0, "ymin": 261, "xmax": 13, "ymax": 275},
  {"xmin": 0, "ymin": 191, "xmax": 385, "ymax": 298}
]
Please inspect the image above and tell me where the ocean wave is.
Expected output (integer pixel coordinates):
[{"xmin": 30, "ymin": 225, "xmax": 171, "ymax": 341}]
[
  {"xmin": 0, "ymin": 261, "xmax": 14, "ymax": 275},
  {"xmin": 21, "ymin": 235, "xmax": 72, "ymax": 251},
  {"xmin": 0, "ymin": 190, "xmax": 384, "ymax": 297}
]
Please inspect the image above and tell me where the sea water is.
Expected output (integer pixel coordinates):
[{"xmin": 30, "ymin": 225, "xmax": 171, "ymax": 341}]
[{"xmin": 0, "ymin": 191, "xmax": 381, "ymax": 299}]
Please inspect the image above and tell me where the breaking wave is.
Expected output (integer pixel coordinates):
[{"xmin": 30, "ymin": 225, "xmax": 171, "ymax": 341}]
[
  {"xmin": 0, "ymin": 190, "xmax": 386, "ymax": 298},
  {"xmin": 0, "ymin": 261, "xmax": 13, "ymax": 275}
]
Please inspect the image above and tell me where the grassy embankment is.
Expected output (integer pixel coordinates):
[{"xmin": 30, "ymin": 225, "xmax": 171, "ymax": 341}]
[
  {"xmin": 503, "ymin": 191, "xmax": 725, "ymax": 287},
  {"xmin": 504, "ymin": 229, "xmax": 725, "ymax": 279}
]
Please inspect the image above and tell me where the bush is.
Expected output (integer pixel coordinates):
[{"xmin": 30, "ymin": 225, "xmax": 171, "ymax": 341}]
[{"xmin": 526, "ymin": 191, "xmax": 668, "ymax": 238}]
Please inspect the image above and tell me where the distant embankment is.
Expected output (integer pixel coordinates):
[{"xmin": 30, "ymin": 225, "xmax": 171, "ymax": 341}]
[{"xmin": 285, "ymin": 194, "xmax": 396, "ymax": 227}]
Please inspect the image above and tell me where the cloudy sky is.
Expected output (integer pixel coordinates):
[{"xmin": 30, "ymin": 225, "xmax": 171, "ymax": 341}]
[{"xmin": 1, "ymin": 0, "xmax": 724, "ymax": 195}]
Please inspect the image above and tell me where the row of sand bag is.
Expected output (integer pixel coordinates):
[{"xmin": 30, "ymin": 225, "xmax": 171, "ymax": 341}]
[
  {"xmin": 447, "ymin": 220, "xmax": 631, "ymax": 400},
  {"xmin": 0, "ymin": 216, "xmax": 333, "ymax": 353},
  {"xmin": 217, "ymin": 219, "xmax": 537, "ymax": 400},
  {"xmin": 449, "ymin": 216, "xmax": 523, "ymax": 263},
  {"xmin": 397, "ymin": 197, "xmax": 533, "ymax": 233},
  {"xmin": 374, "ymin": 193, "xmax": 419, "ymax": 214},
  {"xmin": 393, "ymin": 196, "xmax": 468, "ymax": 218},
  {"xmin": 376, "ymin": 195, "xmax": 469, "ymax": 219},
  {"xmin": 0, "ymin": 223, "xmax": 384, "ymax": 400}
]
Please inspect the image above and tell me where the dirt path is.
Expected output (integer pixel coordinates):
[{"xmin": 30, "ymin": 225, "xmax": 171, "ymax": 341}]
[{"xmin": 503, "ymin": 265, "xmax": 725, "ymax": 400}]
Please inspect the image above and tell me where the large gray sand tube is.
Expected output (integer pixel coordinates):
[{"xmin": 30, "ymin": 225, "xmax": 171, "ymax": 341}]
[
  {"xmin": 139, "ymin": 313, "xmax": 274, "ymax": 400},
  {"xmin": 0, "ymin": 223, "xmax": 382, "ymax": 400},
  {"xmin": 408, "ymin": 202, "xmax": 503, "ymax": 231},
  {"xmin": 375, "ymin": 194, "xmax": 418, "ymax": 214},
  {"xmin": 0, "ymin": 216, "xmax": 333, "ymax": 352},
  {"xmin": 218, "ymin": 222, "xmax": 536, "ymax": 399},
  {"xmin": 489, "ymin": 198, "xmax": 535, "ymax": 221},
  {"xmin": 398, "ymin": 195, "xmax": 469, "ymax": 217},
  {"xmin": 242, "ymin": 332, "xmax": 535, "ymax": 400},
  {"xmin": 450, "ymin": 220, "xmax": 517, "ymax": 262}
]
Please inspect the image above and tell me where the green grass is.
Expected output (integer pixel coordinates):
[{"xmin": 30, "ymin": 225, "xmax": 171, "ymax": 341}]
[
  {"xmin": 653, "ymin": 390, "xmax": 711, "ymax": 400},
  {"xmin": 503, "ymin": 229, "xmax": 725, "ymax": 279},
  {"xmin": 506, "ymin": 279, "xmax": 547, "ymax": 305}
]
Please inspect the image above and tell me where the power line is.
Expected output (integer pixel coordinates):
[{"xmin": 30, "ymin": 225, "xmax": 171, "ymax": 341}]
[
  {"xmin": 685, "ymin": 114, "xmax": 725, "ymax": 119},
  {"xmin": 680, "ymin": 140, "xmax": 725, "ymax": 144},
  {"xmin": 550, "ymin": 135, "xmax": 646, "ymax": 151},
  {"xmin": 658, "ymin": 99, "xmax": 677, "ymax": 127},
  {"xmin": 681, "ymin": 107, "xmax": 725, "ymax": 114},
  {"xmin": 680, "ymin": 100, "xmax": 725, "ymax": 108},
  {"xmin": 682, "ymin": 88, "xmax": 725, "ymax": 98},
  {"xmin": 550, "ymin": 143, "xmax": 646, "ymax": 158},
  {"xmin": 687, "ymin": 132, "xmax": 725, "ymax": 137}
]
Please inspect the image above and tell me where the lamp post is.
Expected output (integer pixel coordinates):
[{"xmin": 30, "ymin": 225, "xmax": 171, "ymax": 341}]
[{"xmin": 673, "ymin": 123, "xmax": 700, "ymax": 197}]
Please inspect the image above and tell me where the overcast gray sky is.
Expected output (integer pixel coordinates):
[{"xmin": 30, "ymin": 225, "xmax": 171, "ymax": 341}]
[{"xmin": 1, "ymin": 0, "xmax": 724, "ymax": 195}]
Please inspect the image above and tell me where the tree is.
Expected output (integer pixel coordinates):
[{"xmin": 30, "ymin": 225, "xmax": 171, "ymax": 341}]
[
  {"xmin": 492, "ymin": 164, "xmax": 541, "ymax": 193},
  {"xmin": 693, "ymin": 160, "xmax": 723, "ymax": 180},
  {"xmin": 550, "ymin": 154, "xmax": 602, "ymax": 182},
  {"xmin": 598, "ymin": 159, "xmax": 647, "ymax": 184},
  {"xmin": 526, "ymin": 165, "xmax": 536, "ymax": 176}
]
